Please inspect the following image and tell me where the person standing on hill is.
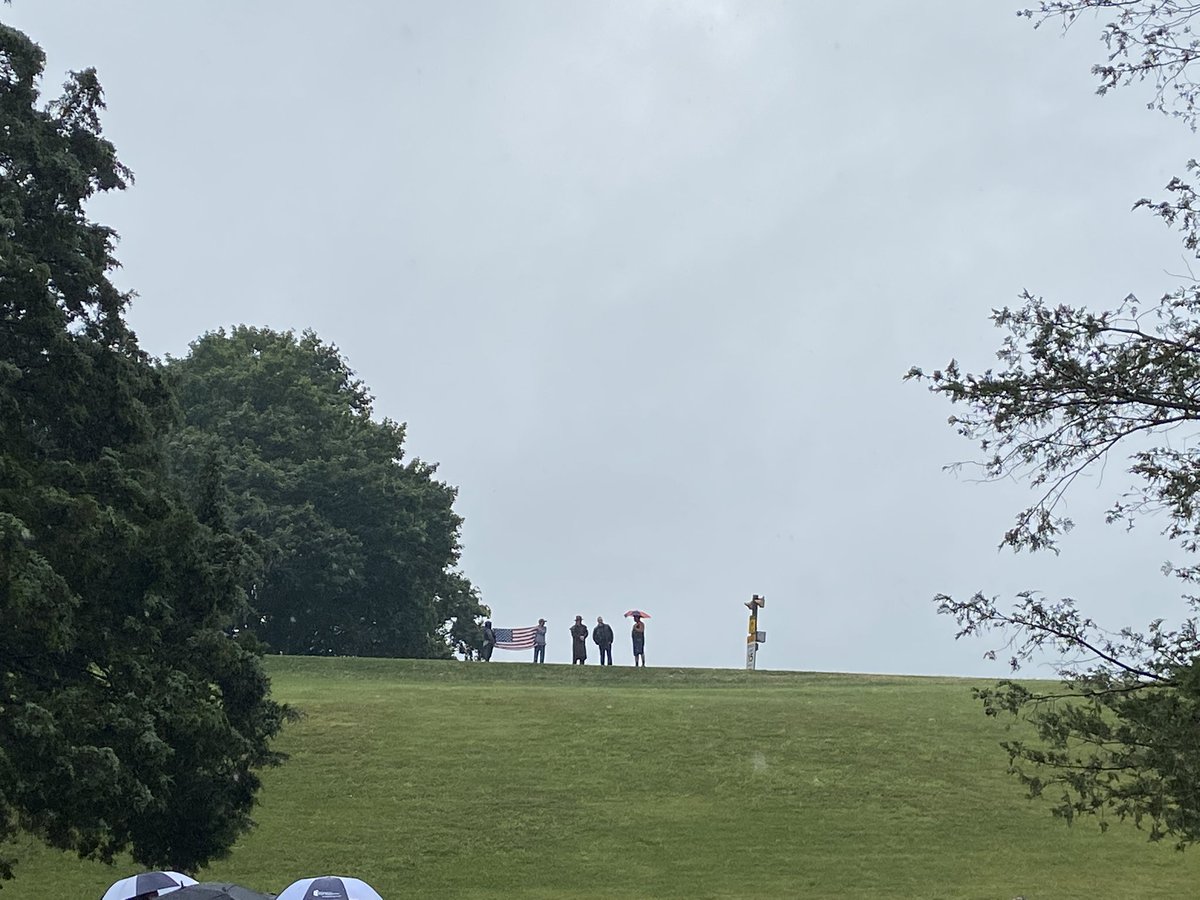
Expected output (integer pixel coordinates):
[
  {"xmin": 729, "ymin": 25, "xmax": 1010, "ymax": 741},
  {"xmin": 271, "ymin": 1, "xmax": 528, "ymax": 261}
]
[
  {"xmin": 533, "ymin": 618, "xmax": 547, "ymax": 664},
  {"xmin": 570, "ymin": 615, "xmax": 589, "ymax": 664},
  {"xmin": 593, "ymin": 616, "xmax": 614, "ymax": 665},
  {"xmin": 631, "ymin": 614, "xmax": 646, "ymax": 667},
  {"xmin": 481, "ymin": 621, "xmax": 496, "ymax": 661}
]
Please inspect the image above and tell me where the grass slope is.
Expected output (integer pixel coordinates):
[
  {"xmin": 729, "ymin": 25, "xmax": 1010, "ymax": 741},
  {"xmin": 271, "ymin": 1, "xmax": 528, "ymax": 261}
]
[{"xmin": 7, "ymin": 658, "xmax": 1200, "ymax": 899}]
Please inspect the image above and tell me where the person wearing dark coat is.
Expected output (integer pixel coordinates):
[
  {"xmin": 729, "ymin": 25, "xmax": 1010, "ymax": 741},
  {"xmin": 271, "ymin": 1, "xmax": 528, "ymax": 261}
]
[
  {"xmin": 481, "ymin": 621, "xmax": 495, "ymax": 661},
  {"xmin": 570, "ymin": 615, "xmax": 589, "ymax": 664},
  {"xmin": 593, "ymin": 616, "xmax": 615, "ymax": 665}
]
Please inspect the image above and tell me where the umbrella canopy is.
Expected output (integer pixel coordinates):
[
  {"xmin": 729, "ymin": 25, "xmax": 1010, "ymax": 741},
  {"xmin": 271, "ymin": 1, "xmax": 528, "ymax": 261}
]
[
  {"xmin": 623, "ymin": 610, "xmax": 651, "ymax": 619},
  {"xmin": 277, "ymin": 876, "xmax": 383, "ymax": 900},
  {"xmin": 102, "ymin": 872, "xmax": 198, "ymax": 900},
  {"xmin": 170, "ymin": 883, "xmax": 275, "ymax": 900}
]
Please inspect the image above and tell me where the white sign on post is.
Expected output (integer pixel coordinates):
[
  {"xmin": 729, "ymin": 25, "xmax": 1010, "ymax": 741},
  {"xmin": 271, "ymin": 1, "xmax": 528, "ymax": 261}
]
[{"xmin": 746, "ymin": 641, "xmax": 757, "ymax": 670}]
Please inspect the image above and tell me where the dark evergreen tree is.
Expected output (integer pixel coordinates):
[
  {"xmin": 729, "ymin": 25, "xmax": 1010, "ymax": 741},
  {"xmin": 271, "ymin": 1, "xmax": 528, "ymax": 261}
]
[{"xmin": 0, "ymin": 22, "xmax": 286, "ymax": 879}]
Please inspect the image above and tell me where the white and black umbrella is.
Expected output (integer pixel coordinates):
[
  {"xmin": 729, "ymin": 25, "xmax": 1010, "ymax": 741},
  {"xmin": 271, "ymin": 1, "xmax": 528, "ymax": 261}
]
[
  {"xmin": 102, "ymin": 871, "xmax": 198, "ymax": 900},
  {"xmin": 276, "ymin": 876, "xmax": 382, "ymax": 900}
]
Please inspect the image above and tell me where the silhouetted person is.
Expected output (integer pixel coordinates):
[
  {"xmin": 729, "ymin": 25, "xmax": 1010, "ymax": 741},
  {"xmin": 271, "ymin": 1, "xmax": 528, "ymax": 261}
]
[
  {"xmin": 481, "ymin": 620, "xmax": 495, "ymax": 661},
  {"xmin": 631, "ymin": 614, "xmax": 646, "ymax": 667},
  {"xmin": 593, "ymin": 616, "xmax": 614, "ymax": 665},
  {"xmin": 533, "ymin": 618, "xmax": 547, "ymax": 663},
  {"xmin": 570, "ymin": 615, "xmax": 588, "ymax": 664}
]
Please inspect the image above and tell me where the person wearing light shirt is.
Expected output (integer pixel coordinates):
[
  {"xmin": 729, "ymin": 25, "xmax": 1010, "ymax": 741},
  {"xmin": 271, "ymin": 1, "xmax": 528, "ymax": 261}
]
[{"xmin": 533, "ymin": 618, "xmax": 547, "ymax": 664}]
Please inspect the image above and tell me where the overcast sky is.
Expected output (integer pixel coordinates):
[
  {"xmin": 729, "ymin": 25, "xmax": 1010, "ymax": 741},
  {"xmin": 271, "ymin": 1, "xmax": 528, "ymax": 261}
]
[{"xmin": 11, "ymin": 2, "xmax": 1198, "ymax": 674}]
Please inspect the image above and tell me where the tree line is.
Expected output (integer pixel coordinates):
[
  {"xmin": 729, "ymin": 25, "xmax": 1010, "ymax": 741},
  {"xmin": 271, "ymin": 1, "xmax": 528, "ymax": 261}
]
[
  {"xmin": 165, "ymin": 326, "xmax": 486, "ymax": 661},
  {"xmin": 0, "ymin": 20, "xmax": 484, "ymax": 881}
]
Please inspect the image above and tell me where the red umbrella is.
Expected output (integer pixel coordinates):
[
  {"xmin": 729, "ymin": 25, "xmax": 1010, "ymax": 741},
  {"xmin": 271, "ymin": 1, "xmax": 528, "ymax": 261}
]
[{"xmin": 623, "ymin": 610, "xmax": 651, "ymax": 618}]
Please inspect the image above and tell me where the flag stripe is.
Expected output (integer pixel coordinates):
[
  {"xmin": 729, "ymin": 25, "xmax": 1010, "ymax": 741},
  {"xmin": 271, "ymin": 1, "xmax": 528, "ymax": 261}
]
[{"xmin": 494, "ymin": 626, "xmax": 538, "ymax": 650}]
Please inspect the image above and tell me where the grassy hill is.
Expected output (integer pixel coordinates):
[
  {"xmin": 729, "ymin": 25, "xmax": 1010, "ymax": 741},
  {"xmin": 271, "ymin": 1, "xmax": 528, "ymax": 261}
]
[{"xmin": 7, "ymin": 658, "xmax": 1200, "ymax": 899}]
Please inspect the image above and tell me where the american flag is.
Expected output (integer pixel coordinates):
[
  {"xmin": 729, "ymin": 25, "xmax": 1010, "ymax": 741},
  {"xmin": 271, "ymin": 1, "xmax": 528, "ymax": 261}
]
[{"xmin": 493, "ymin": 626, "xmax": 538, "ymax": 650}]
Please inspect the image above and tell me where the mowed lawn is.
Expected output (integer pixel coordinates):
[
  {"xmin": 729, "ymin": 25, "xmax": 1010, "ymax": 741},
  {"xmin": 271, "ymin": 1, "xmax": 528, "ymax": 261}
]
[{"xmin": 8, "ymin": 658, "xmax": 1200, "ymax": 899}]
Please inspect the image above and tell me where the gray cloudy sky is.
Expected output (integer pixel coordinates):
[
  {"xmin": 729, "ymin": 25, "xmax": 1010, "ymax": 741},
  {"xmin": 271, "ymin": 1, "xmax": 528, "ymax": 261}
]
[{"xmin": 12, "ymin": 2, "xmax": 1198, "ymax": 674}]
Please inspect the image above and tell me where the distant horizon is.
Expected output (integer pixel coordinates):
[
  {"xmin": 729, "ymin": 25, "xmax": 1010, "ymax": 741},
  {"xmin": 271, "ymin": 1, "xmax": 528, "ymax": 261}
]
[{"xmin": 277, "ymin": 649, "xmax": 1034, "ymax": 681}]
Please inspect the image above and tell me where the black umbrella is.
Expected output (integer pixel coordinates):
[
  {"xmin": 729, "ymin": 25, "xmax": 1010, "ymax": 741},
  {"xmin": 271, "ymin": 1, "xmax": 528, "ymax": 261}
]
[{"xmin": 169, "ymin": 884, "xmax": 275, "ymax": 900}]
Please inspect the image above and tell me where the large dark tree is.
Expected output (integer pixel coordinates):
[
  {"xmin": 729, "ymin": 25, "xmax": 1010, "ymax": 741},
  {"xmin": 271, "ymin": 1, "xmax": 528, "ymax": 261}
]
[
  {"xmin": 163, "ymin": 326, "xmax": 486, "ymax": 658},
  {"xmin": 0, "ymin": 23, "xmax": 286, "ymax": 880},
  {"xmin": 910, "ymin": 2, "xmax": 1200, "ymax": 847}
]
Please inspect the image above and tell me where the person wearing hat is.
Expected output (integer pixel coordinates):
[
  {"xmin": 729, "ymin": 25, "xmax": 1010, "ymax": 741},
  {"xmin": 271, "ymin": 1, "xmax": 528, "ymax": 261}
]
[
  {"xmin": 569, "ymin": 615, "xmax": 589, "ymax": 664},
  {"xmin": 533, "ymin": 618, "xmax": 547, "ymax": 663}
]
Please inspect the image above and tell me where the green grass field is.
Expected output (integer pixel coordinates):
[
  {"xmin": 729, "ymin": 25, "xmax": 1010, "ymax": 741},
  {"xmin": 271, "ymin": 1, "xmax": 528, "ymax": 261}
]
[{"xmin": 7, "ymin": 658, "xmax": 1200, "ymax": 899}]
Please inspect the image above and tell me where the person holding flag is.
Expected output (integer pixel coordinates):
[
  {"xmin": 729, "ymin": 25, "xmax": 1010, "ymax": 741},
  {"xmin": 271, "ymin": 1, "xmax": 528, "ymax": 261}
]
[
  {"xmin": 533, "ymin": 618, "xmax": 547, "ymax": 663},
  {"xmin": 481, "ymin": 621, "xmax": 495, "ymax": 661}
]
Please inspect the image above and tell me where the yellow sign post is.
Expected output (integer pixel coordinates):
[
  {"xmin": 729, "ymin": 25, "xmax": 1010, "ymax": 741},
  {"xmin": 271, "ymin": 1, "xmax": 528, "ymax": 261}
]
[{"xmin": 744, "ymin": 594, "xmax": 766, "ymax": 670}]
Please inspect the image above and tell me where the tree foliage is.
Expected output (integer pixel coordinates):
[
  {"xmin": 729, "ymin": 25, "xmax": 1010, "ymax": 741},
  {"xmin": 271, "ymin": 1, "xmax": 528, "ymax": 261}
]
[
  {"xmin": 908, "ymin": 2, "xmax": 1200, "ymax": 847},
  {"xmin": 1026, "ymin": 2, "xmax": 1200, "ymax": 125},
  {"xmin": 163, "ymin": 327, "xmax": 487, "ymax": 658},
  {"xmin": 0, "ymin": 22, "xmax": 286, "ymax": 880}
]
